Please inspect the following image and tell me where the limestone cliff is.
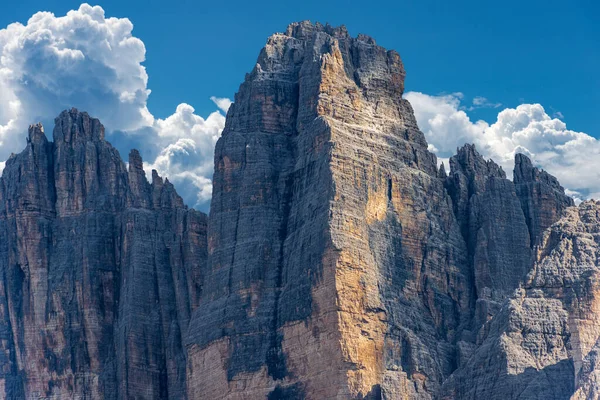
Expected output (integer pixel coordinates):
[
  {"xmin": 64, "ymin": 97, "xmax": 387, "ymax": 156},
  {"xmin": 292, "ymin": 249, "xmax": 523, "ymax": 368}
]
[
  {"xmin": 186, "ymin": 22, "xmax": 575, "ymax": 399},
  {"xmin": 514, "ymin": 153, "xmax": 575, "ymax": 246},
  {"xmin": 0, "ymin": 21, "xmax": 593, "ymax": 400},
  {"xmin": 0, "ymin": 109, "xmax": 207, "ymax": 399},
  {"xmin": 186, "ymin": 20, "xmax": 474, "ymax": 399},
  {"xmin": 442, "ymin": 201, "xmax": 600, "ymax": 400}
]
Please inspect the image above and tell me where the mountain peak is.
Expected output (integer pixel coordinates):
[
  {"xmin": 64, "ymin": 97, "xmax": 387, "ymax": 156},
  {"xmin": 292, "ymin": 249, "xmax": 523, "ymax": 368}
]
[
  {"xmin": 128, "ymin": 148, "xmax": 144, "ymax": 171},
  {"xmin": 284, "ymin": 20, "xmax": 350, "ymax": 40},
  {"xmin": 451, "ymin": 143, "xmax": 506, "ymax": 180},
  {"xmin": 514, "ymin": 151, "xmax": 567, "ymax": 193},
  {"xmin": 1, "ymin": 22, "xmax": 592, "ymax": 400},
  {"xmin": 53, "ymin": 107, "xmax": 105, "ymax": 143},
  {"xmin": 27, "ymin": 122, "xmax": 46, "ymax": 144}
]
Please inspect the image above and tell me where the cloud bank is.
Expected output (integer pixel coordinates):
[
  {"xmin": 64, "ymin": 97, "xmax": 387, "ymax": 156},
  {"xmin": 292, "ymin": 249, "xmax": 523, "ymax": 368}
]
[
  {"xmin": 145, "ymin": 102, "xmax": 226, "ymax": 206},
  {"xmin": 0, "ymin": 4, "xmax": 226, "ymax": 209},
  {"xmin": 405, "ymin": 92, "xmax": 600, "ymax": 201},
  {"xmin": 0, "ymin": 4, "xmax": 152, "ymax": 138}
]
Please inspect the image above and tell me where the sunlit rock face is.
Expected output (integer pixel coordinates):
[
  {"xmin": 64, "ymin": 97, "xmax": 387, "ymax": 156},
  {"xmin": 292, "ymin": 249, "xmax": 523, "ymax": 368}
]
[
  {"xmin": 185, "ymin": 20, "xmax": 471, "ymax": 400},
  {"xmin": 0, "ymin": 109, "xmax": 207, "ymax": 399},
  {"xmin": 185, "ymin": 21, "xmax": 575, "ymax": 400},
  {"xmin": 0, "ymin": 21, "xmax": 591, "ymax": 400}
]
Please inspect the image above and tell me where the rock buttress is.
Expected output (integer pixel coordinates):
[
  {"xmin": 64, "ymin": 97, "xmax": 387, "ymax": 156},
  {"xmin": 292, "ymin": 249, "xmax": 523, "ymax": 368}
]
[
  {"xmin": 0, "ymin": 23, "xmax": 580, "ymax": 400},
  {"xmin": 186, "ymin": 21, "xmax": 472, "ymax": 399},
  {"xmin": 442, "ymin": 201, "xmax": 600, "ymax": 399},
  {"xmin": 514, "ymin": 152, "xmax": 575, "ymax": 247},
  {"xmin": 0, "ymin": 109, "xmax": 207, "ymax": 399}
]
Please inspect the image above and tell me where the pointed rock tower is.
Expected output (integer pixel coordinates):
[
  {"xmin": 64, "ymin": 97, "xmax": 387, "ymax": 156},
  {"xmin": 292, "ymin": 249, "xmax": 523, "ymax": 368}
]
[
  {"xmin": 186, "ymin": 21, "xmax": 473, "ymax": 399},
  {"xmin": 0, "ymin": 109, "xmax": 207, "ymax": 399}
]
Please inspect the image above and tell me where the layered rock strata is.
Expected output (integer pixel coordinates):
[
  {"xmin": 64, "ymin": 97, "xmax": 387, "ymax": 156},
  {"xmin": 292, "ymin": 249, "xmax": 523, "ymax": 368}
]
[
  {"xmin": 442, "ymin": 201, "xmax": 600, "ymax": 400},
  {"xmin": 0, "ymin": 109, "xmax": 207, "ymax": 399},
  {"xmin": 0, "ymin": 21, "xmax": 590, "ymax": 400},
  {"xmin": 514, "ymin": 153, "xmax": 575, "ymax": 246},
  {"xmin": 186, "ymin": 21, "xmax": 575, "ymax": 399}
]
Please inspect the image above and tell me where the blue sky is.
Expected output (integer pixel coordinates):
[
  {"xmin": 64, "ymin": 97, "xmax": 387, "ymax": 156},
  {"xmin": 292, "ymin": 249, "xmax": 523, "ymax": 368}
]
[
  {"xmin": 2, "ymin": 0, "xmax": 597, "ymax": 131},
  {"xmin": 0, "ymin": 1, "xmax": 598, "ymax": 209}
]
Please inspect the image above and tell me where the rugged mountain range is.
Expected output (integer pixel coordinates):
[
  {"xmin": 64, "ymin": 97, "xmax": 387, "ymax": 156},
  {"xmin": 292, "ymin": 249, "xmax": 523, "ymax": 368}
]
[{"xmin": 0, "ymin": 21, "xmax": 598, "ymax": 399}]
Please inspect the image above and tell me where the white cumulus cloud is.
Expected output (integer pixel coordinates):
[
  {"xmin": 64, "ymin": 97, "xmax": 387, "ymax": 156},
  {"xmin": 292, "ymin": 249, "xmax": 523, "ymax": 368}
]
[
  {"xmin": 0, "ymin": 4, "xmax": 152, "ymax": 143},
  {"xmin": 210, "ymin": 96, "xmax": 232, "ymax": 114},
  {"xmin": 146, "ymin": 104, "xmax": 225, "ymax": 206},
  {"xmin": 2, "ymin": 4, "xmax": 595, "ymax": 210},
  {"xmin": 469, "ymin": 96, "xmax": 502, "ymax": 110},
  {"xmin": 0, "ymin": 3, "xmax": 228, "ymax": 210},
  {"xmin": 405, "ymin": 91, "xmax": 600, "ymax": 200}
]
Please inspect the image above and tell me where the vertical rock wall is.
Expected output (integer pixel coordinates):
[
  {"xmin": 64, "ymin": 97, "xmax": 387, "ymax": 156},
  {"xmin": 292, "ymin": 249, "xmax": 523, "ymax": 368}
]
[
  {"xmin": 0, "ymin": 109, "xmax": 207, "ymax": 399},
  {"xmin": 0, "ymin": 21, "xmax": 586, "ymax": 400},
  {"xmin": 186, "ymin": 21, "xmax": 577, "ymax": 400}
]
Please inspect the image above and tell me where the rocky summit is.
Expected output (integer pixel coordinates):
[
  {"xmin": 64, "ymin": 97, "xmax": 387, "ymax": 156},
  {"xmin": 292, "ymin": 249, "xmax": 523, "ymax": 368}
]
[{"xmin": 0, "ymin": 21, "xmax": 597, "ymax": 400}]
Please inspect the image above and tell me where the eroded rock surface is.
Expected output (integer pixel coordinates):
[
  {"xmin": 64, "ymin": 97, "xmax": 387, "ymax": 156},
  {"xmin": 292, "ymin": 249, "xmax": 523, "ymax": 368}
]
[
  {"xmin": 514, "ymin": 153, "xmax": 575, "ymax": 246},
  {"xmin": 442, "ymin": 201, "xmax": 600, "ymax": 400},
  {"xmin": 0, "ymin": 109, "xmax": 207, "ymax": 399},
  {"xmin": 185, "ymin": 22, "xmax": 576, "ymax": 400},
  {"xmin": 447, "ymin": 144, "xmax": 532, "ymax": 301},
  {"xmin": 0, "ymin": 21, "xmax": 591, "ymax": 400}
]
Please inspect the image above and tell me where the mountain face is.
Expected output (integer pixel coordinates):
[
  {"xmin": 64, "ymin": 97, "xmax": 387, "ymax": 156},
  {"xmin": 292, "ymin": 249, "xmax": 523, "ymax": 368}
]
[
  {"xmin": 442, "ymin": 200, "xmax": 600, "ymax": 399},
  {"xmin": 0, "ymin": 21, "xmax": 596, "ymax": 400},
  {"xmin": 0, "ymin": 111, "xmax": 207, "ymax": 399}
]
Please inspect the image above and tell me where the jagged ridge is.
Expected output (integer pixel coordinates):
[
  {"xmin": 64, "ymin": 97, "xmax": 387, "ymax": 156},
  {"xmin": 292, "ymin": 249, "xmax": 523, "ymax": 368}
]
[
  {"xmin": 0, "ymin": 108, "xmax": 207, "ymax": 399},
  {"xmin": 0, "ymin": 21, "xmax": 594, "ymax": 400}
]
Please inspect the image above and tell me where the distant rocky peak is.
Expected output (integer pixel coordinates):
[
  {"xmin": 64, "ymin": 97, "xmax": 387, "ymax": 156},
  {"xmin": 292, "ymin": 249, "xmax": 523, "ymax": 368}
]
[
  {"xmin": 450, "ymin": 143, "xmax": 506, "ymax": 181},
  {"xmin": 128, "ymin": 148, "xmax": 145, "ymax": 172},
  {"xmin": 438, "ymin": 162, "xmax": 448, "ymax": 179},
  {"xmin": 513, "ymin": 151, "xmax": 574, "ymax": 246},
  {"xmin": 0, "ymin": 108, "xmax": 206, "ymax": 399},
  {"xmin": 150, "ymin": 168, "xmax": 184, "ymax": 210},
  {"xmin": 27, "ymin": 122, "xmax": 47, "ymax": 144},
  {"xmin": 285, "ymin": 20, "xmax": 350, "ymax": 41},
  {"xmin": 514, "ymin": 152, "xmax": 567, "ymax": 192},
  {"xmin": 53, "ymin": 107, "xmax": 105, "ymax": 144},
  {"xmin": 1, "ymin": 108, "xmax": 188, "ymax": 215},
  {"xmin": 2, "ymin": 21, "xmax": 596, "ymax": 400}
]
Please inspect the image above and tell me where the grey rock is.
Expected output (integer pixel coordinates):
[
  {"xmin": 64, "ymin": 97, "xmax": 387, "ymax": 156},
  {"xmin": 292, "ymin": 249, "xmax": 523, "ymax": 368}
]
[
  {"xmin": 514, "ymin": 152, "xmax": 575, "ymax": 247},
  {"xmin": 0, "ymin": 109, "xmax": 207, "ymax": 399},
  {"xmin": 186, "ymin": 22, "xmax": 576, "ymax": 400},
  {"xmin": 447, "ymin": 144, "xmax": 532, "ymax": 302},
  {"xmin": 443, "ymin": 201, "xmax": 600, "ymax": 400},
  {"xmin": 188, "ymin": 21, "xmax": 468, "ymax": 399},
  {"xmin": 0, "ymin": 21, "xmax": 587, "ymax": 400}
]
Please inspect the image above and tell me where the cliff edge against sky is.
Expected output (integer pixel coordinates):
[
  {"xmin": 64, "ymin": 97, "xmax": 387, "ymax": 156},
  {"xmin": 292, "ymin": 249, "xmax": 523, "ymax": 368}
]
[{"xmin": 1, "ymin": 21, "xmax": 598, "ymax": 400}]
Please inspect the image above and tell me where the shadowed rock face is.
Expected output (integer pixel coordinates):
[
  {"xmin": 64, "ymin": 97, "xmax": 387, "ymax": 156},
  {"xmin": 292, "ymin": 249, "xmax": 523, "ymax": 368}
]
[
  {"xmin": 514, "ymin": 153, "xmax": 575, "ymax": 246},
  {"xmin": 0, "ymin": 21, "xmax": 592, "ymax": 400},
  {"xmin": 442, "ymin": 201, "xmax": 600, "ymax": 400},
  {"xmin": 447, "ymin": 144, "xmax": 532, "ymax": 302},
  {"xmin": 0, "ymin": 109, "xmax": 207, "ymax": 399},
  {"xmin": 185, "ymin": 20, "xmax": 472, "ymax": 399},
  {"xmin": 185, "ymin": 21, "xmax": 576, "ymax": 400}
]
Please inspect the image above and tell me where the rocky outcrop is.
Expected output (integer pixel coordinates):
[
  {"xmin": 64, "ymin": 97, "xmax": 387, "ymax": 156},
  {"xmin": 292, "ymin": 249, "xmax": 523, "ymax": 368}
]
[
  {"xmin": 0, "ymin": 21, "xmax": 587, "ymax": 400},
  {"xmin": 187, "ymin": 20, "xmax": 467, "ymax": 399},
  {"xmin": 185, "ymin": 21, "xmax": 570, "ymax": 400},
  {"xmin": 444, "ymin": 145, "xmax": 579, "ymax": 348},
  {"xmin": 514, "ymin": 153, "xmax": 575, "ymax": 246},
  {"xmin": 447, "ymin": 144, "xmax": 532, "ymax": 302},
  {"xmin": 186, "ymin": 22, "xmax": 578, "ymax": 400},
  {"xmin": 442, "ymin": 201, "xmax": 600, "ymax": 400},
  {"xmin": 0, "ymin": 109, "xmax": 207, "ymax": 399}
]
